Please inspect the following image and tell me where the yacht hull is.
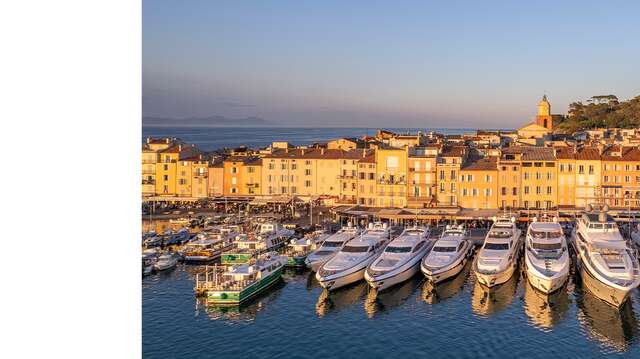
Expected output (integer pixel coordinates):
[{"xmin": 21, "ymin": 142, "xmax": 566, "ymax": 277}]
[
  {"xmin": 365, "ymin": 261, "xmax": 421, "ymax": 291},
  {"xmin": 422, "ymin": 256, "xmax": 468, "ymax": 284},
  {"xmin": 524, "ymin": 254, "xmax": 569, "ymax": 294},
  {"xmin": 475, "ymin": 260, "xmax": 518, "ymax": 288},
  {"xmin": 577, "ymin": 256, "xmax": 633, "ymax": 307},
  {"xmin": 317, "ymin": 265, "xmax": 366, "ymax": 291}
]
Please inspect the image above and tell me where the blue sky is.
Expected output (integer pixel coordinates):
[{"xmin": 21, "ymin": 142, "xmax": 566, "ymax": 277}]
[{"xmin": 143, "ymin": 0, "xmax": 639, "ymax": 128}]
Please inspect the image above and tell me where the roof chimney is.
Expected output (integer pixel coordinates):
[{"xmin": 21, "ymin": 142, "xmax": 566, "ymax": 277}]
[
  {"xmin": 362, "ymin": 149, "xmax": 366, "ymax": 158},
  {"xmin": 321, "ymin": 148, "xmax": 325, "ymax": 155},
  {"xmin": 301, "ymin": 149, "xmax": 305, "ymax": 155},
  {"xmin": 146, "ymin": 137, "xmax": 150, "ymax": 144},
  {"xmin": 178, "ymin": 144, "xmax": 182, "ymax": 151},
  {"xmin": 166, "ymin": 138, "xmax": 170, "ymax": 144}
]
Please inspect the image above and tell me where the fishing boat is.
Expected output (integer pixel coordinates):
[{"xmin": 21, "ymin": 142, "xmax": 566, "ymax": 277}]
[
  {"xmin": 165, "ymin": 227, "xmax": 190, "ymax": 246},
  {"xmin": 183, "ymin": 229, "xmax": 235, "ymax": 263},
  {"xmin": 365, "ymin": 226, "xmax": 432, "ymax": 291},
  {"xmin": 524, "ymin": 220, "xmax": 570, "ymax": 294},
  {"xmin": 221, "ymin": 222, "xmax": 294, "ymax": 264},
  {"xmin": 305, "ymin": 223, "xmax": 360, "ymax": 271},
  {"xmin": 202, "ymin": 252, "xmax": 287, "ymax": 305},
  {"xmin": 142, "ymin": 248, "xmax": 160, "ymax": 276},
  {"xmin": 570, "ymin": 205, "xmax": 640, "ymax": 307},
  {"xmin": 143, "ymin": 231, "xmax": 164, "ymax": 248},
  {"xmin": 154, "ymin": 251, "xmax": 180, "ymax": 271},
  {"xmin": 284, "ymin": 230, "xmax": 331, "ymax": 267},
  {"xmin": 474, "ymin": 217, "xmax": 522, "ymax": 287},
  {"xmin": 421, "ymin": 225, "xmax": 474, "ymax": 284},
  {"xmin": 316, "ymin": 222, "xmax": 393, "ymax": 291}
]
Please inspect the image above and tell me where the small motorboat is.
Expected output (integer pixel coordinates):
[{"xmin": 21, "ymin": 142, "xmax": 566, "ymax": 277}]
[{"xmin": 154, "ymin": 251, "xmax": 180, "ymax": 271}]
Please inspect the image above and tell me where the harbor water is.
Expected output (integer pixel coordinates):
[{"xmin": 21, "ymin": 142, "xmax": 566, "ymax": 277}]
[{"xmin": 143, "ymin": 253, "xmax": 640, "ymax": 358}]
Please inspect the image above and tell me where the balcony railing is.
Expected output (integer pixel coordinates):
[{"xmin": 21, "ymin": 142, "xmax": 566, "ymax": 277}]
[
  {"xmin": 142, "ymin": 160, "xmax": 157, "ymax": 164},
  {"xmin": 142, "ymin": 179, "xmax": 155, "ymax": 185},
  {"xmin": 193, "ymin": 171, "xmax": 208, "ymax": 177}
]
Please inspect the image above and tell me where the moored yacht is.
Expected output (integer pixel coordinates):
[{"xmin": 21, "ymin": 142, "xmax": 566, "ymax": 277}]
[
  {"xmin": 316, "ymin": 222, "xmax": 393, "ymax": 291},
  {"xmin": 183, "ymin": 230, "xmax": 235, "ymax": 263},
  {"xmin": 571, "ymin": 206, "xmax": 640, "ymax": 307},
  {"xmin": 525, "ymin": 220, "xmax": 570, "ymax": 294},
  {"xmin": 474, "ymin": 217, "xmax": 522, "ymax": 287},
  {"xmin": 365, "ymin": 226, "xmax": 432, "ymax": 291},
  {"xmin": 305, "ymin": 223, "xmax": 360, "ymax": 271},
  {"xmin": 421, "ymin": 225, "xmax": 474, "ymax": 284}
]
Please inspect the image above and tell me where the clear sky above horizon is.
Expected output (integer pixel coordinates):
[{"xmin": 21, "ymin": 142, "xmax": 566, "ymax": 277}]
[{"xmin": 143, "ymin": 0, "xmax": 639, "ymax": 128}]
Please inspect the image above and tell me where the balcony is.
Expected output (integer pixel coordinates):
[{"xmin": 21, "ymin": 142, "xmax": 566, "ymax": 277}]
[
  {"xmin": 193, "ymin": 171, "xmax": 208, "ymax": 177},
  {"xmin": 245, "ymin": 183, "xmax": 260, "ymax": 188},
  {"xmin": 142, "ymin": 169, "xmax": 155, "ymax": 175},
  {"xmin": 337, "ymin": 175, "xmax": 356, "ymax": 180},
  {"xmin": 142, "ymin": 179, "xmax": 155, "ymax": 185},
  {"xmin": 142, "ymin": 159, "xmax": 157, "ymax": 164}
]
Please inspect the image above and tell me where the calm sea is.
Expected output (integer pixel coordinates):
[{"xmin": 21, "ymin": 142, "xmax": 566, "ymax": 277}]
[
  {"xmin": 143, "ymin": 255, "xmax": 640, "ymax": 358},
  {"xmin": 141, "ymin": 126, "xmax": 479, "ymax": 151}
]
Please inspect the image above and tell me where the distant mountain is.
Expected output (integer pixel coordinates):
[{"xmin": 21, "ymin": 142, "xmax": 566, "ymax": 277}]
[{"xmin": 142, "ymin": 115, "xmax": 276, "ymax": 127}]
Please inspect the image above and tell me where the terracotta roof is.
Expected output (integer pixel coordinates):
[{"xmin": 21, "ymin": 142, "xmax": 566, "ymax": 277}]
[
  {"xmin": 159, "ymin": 144, "xmax": 182, "ymax": 154},
  {"xmin": 601, "ymin": 145, "xmax": 640, "ymax": 161},
  {"xmin": 502, "ymin": 146, "xmax": 555, "ymax": 161},
  {"xmin": 441, "ymin": 146, "xmax": 466, "ymax": 157},
  {"xmin": 461, "ymin": 157, "xmax": 498, "ymax": 171},
  {"xmin": 575, "ymin": 147, "xmax": 601, "ymax": 161},
  {"xmin": 263, "ymin": 148, "xmax": 372, "ymax": 160}
]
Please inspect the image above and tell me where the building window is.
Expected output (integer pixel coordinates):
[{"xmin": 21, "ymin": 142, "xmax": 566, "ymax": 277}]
[
  {"xmin": 485, "ymin": 175, "xmax": 491, "ymax": 182},
  {"xmin": 368, "ymin": 173, "xmax": 375, "ymax": 180},
  {"xmin": 305, "ymin": 169, "xmax": 312, "ymax": 176},
  {"xmin": 463, "ymin": 188, "xmax": 468, "ymax": 196},
  {"xmin": 501, "ymin": 187, "xmax": 506, "ymax": 196},
  {"xmin": 512, "ymin": 187, "xmax": 517, "ymax": 195},
  {"xmin": 163, "ymin": 164, "xmax": 168, "ymax": 171},
  {"xmin": 472, "ymin": 188, "xmax": 478, "ymax": 196},
  {"xmin": 536, "ymin": 186, "xmax": 541, "ymax": 195},
  {"xmin": 524, "ymin": 186, "xmax": 529, "ymax": 195},
  {"xmin": 291, "ymin": 186, "xmax": 297, "ymax": 194},
  {"xmin": 588, "ymin": 165, "xmax": 594, "ymax": 174},
  {"xmin": 281, "ymin": 187, "xmax": 287, "ymax": 193},
  {"xmin": 291, "ymin": 164, "xmax": 297, "ymax": 170},
  {"xmin": 546, "ymin": 186, "xmax": 552, "ymax": 194},
  {"xmin": 281, "ymin": 163, "xmax": 287, "ymax": 170},
  {"xmin": 485, "ymin": 188, "xmax": 492, "ymax": 196},
  {"xmin": 163, "ymin": 175, "xmax": 168, "ymax": 181},
  {"xmin": 578, "ymin": 165, "xmax": 584, "ymax": 174},
  {"xmin": 268, "ymin": 163, "xmax": 275, "ymax": 170}
]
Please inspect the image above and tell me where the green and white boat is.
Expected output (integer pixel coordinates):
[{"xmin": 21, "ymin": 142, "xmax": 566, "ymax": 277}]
[
  {"xmin": 206, "ymin": 252, "xmax": 287, "ymax": 305},
  {"xmin": 221, "ymin": 222, "xmax": 294, "ymax": 264},
  {"xmin": 284, "ymin": 230, "xmax": 330, "ymax": 267}
]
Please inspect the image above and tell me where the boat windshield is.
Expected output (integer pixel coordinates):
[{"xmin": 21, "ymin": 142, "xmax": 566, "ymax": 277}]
[
  {"xmin": 484, "ymin": 242, "xmax": 509, "ymax": 250},
  {"xmin": 531, "ymin": 242, "xmax": 562, "ymax": 251},
  {"xmin": 530, "ymin": 230, "xmax": 562, "ymax": 239},
  {"xmin": 405, "ymin": 230, "xmax": 424, "ymax": 235},
  {"xmin": 488, "ymin": 231, "xmax": 512, "ymax": 239},
  {"xmin": 342, "ymin": 245, "xmax": 370, "ymax": 253},
  {"xmin": 323, "ymin": 241, "xmax": 344, "ymax": 247},
  {"xmin": 385, "ymin": 246, "xmax": 412, "ymax": 253},
  {"xmin": 433, "ymin": 246, "xmax": 456, "ymax": 252},
  {"xmin": 588, "ymin": 223, "xmax": 617, "ymax": 230}
]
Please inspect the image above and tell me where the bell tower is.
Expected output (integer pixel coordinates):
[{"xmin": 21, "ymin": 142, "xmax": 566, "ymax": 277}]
[{"xmin": 536, "ymin": 95, "xmax": 553, "ymax": 130}]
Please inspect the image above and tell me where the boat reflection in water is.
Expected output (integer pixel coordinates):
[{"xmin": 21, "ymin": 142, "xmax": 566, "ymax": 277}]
[
  {"xmin": 471, "ymin": 269, "xmax": 520, "ymax": 316},
  {"xmin": 576, "ymin": 287, "xmax": 638, "ymax": 352},
  {"xmin": 315, "ymin": 282, "xmax": 368, "ymax": 318},
  {"xmin": 422, "ymin": 261, "xmax": 472, "ymax": 305},
  {"xmin": 522, "ymin": 278, "xmax": 570, "ymax": 331},
  {"xmin": 364, "ymin": 275, "xmax": 423, "ymax": 318},
  {"xmin": 196, "ymin": 280, "xmax": 286, "ymax": 323}
]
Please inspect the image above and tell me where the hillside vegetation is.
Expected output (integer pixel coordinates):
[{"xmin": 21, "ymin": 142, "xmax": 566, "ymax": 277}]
[{"xmin": 554, "ymin": 95, "xmax": 640, "ymax": 133}]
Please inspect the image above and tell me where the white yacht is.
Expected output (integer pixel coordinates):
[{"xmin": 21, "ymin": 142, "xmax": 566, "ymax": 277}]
[
  {"xmin": 316, "ymin": 222, "xmax": 393, "ymax": 291},
  {"xmin": 365, "ymin": 226, "xmax": 432, "ymax": 291},
  {"xmin": 305, "ymin": 223, "xmax": 360, "ymax": 271},
  {"xmin": 524, "ymin": 220, "xmax": 570, "ymax": 294},
  {"xmin": 284, "ymin": 230, "xmax": 331, "ymax": 267},
  {"xmin": 474, "ymin": 217, "xmax": 522, "ymax": 287},
  {"xmin": 154, "ymin": 251, "xmax": 180, "ymax": 271},
  {"xmin": 421, "ymin": 225, "xmax": 473, "ymax": 284},
  {"xmin": 571, "ymin": 206, "xmax": 640, "ymax": 307}
]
